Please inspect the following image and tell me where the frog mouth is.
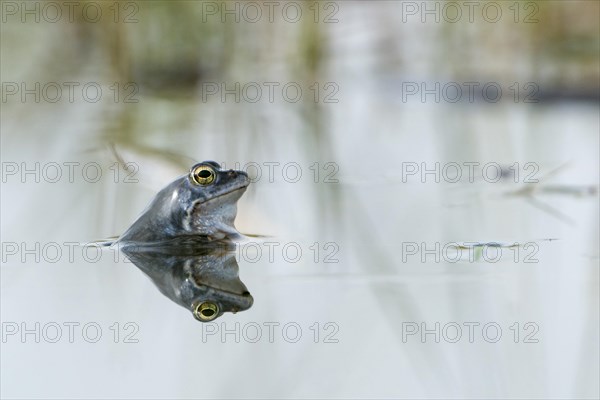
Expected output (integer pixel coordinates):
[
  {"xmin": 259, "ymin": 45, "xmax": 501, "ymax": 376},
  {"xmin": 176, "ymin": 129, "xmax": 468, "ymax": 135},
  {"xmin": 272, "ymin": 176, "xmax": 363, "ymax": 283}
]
[
  {"xmin": 201, "ymin": 185, "xmax": 248, "ymax": 204},
  {"xmin": 192, "ymin": 288, "xmax": 253, "ymax": 310}
]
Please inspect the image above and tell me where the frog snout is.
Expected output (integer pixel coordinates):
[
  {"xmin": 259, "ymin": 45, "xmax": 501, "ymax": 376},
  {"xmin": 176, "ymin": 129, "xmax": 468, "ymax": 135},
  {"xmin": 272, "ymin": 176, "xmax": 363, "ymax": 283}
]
[
  {"xmin": 227, "ymin": 170, "xmax": 246, "ymax": 177},
  {"xmin": 227, "ymin": 169, "xmax": 249, "ymax": 184}
]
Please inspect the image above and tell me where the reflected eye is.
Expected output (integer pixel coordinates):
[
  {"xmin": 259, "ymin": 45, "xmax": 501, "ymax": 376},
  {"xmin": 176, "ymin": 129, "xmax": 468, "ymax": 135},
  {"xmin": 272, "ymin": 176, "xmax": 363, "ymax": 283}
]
[
  {"xmin": 193, "ymin": 302, "xmax": 219, "ymax": 321},
  {"xmin": 191, "ymin": 165, "xmax": 216, "ymax": 185}
]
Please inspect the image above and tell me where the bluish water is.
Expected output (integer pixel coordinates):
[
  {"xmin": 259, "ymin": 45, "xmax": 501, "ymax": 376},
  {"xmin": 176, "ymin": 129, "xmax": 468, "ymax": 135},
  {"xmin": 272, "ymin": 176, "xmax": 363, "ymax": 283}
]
[{"xmin": 1, "ymin": 2, "xmax": 599, "ymax": 398}]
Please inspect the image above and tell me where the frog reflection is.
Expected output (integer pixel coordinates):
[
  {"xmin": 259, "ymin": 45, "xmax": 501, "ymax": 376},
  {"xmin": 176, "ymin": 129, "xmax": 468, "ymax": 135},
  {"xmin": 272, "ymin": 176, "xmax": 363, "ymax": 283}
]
[
  {"xmin": 122, "ymin": 239, "xmax": 253, "ymax": 322},
  {"xmin": 117, "ymin": 161, "xmax": 249, "ymax": 244}
]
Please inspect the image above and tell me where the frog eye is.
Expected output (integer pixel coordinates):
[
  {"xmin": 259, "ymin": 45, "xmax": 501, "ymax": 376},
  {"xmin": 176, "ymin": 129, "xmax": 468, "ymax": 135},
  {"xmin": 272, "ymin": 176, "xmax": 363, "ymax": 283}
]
[
  {"xmin": 193, "ymin": 301, "xmax": 219, "ymax": 321},
  {"xmin": 191, "ymin": 165, "xmax": 216, "ymax": 185}
]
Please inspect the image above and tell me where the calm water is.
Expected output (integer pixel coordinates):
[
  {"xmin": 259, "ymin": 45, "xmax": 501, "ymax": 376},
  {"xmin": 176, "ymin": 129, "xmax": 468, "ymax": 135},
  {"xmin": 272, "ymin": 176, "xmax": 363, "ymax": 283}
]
[{"xmin": 2, "ymin": 2, "xmax": 599, "ymax": 398}]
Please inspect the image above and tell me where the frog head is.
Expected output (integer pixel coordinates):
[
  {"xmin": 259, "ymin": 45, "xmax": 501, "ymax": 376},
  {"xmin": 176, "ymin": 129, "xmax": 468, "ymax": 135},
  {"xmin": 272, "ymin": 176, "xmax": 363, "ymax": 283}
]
[{"xmin": 118, "ymin": 161, "xmax": 249, "ymax": 243}]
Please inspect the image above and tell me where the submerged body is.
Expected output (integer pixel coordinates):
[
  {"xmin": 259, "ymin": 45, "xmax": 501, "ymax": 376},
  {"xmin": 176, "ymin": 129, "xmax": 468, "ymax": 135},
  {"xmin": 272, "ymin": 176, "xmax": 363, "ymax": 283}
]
[{"xmin": 118, "ymin": 161, "xmax": 249, "ymax": 244}]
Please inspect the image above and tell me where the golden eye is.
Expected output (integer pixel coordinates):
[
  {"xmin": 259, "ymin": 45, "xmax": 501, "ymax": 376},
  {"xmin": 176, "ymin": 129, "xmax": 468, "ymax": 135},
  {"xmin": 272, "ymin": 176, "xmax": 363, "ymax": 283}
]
[
  {"xmin": 191, "ymin": 165, "xmax": 216, "ymax": 185},
  {"xmin": 193, "ymin": 302, "xmax": 219, "ymax": 321}
]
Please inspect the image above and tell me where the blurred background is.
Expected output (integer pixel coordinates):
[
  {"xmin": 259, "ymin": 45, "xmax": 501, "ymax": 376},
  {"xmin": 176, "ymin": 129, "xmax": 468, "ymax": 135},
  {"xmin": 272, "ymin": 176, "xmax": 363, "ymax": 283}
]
[{"xmin": 1, "ymin": 1, "xmax": 599, "ymax": 398}]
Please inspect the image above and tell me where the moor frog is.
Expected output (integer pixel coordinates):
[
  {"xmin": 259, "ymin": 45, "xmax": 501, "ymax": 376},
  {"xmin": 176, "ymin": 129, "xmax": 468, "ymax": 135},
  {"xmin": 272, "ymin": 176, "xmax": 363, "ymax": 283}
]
[{"xmin": 117, "ymin": 161, "xmax": 249, "ymax": 244}]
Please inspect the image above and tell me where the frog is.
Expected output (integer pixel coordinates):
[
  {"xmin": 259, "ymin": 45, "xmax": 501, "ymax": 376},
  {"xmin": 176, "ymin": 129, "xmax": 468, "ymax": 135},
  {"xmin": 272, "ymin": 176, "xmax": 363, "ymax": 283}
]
[
  {"xmin": 117, "ymin": 161, "xmax": 249, "ymax": 244},
  {"xmin": 122, "ymin": 237, "xmax": 253, "ymax": 321}
]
